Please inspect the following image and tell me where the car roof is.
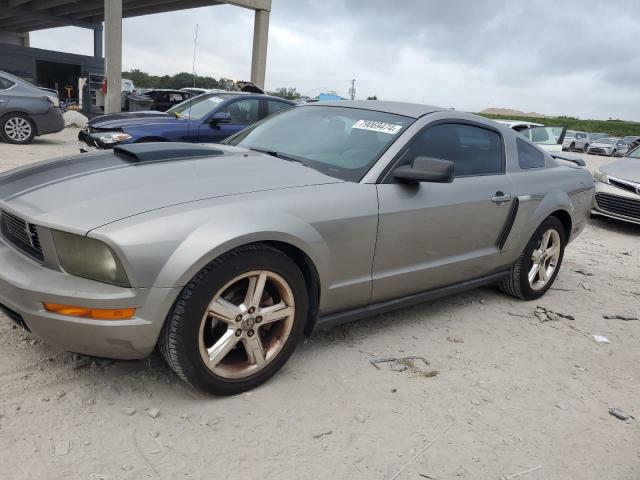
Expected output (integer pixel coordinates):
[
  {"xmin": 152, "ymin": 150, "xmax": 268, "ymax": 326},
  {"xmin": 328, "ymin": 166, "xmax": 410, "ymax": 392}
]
[{"xmin": 305, "ymin": 100, "xmax": 446, "ymax": 118}]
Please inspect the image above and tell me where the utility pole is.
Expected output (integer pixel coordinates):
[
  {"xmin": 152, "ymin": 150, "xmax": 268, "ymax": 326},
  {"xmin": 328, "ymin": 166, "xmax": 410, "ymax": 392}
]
[{"xmin": 349, "ymin": 78, "xmax": 356, "ymax": 100}]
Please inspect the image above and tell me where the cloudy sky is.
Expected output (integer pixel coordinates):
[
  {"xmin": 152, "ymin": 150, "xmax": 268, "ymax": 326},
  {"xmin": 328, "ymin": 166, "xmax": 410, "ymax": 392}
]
[{"xmin": 31, "ymin": 0, "xmax": 640, "ymax": 120}]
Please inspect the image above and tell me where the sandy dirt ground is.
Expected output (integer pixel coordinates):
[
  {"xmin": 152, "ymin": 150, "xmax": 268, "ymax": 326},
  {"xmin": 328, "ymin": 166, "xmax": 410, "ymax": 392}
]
[{"xmin": 0, "ymin": 128, "xmax": 639, "ymax": 480}]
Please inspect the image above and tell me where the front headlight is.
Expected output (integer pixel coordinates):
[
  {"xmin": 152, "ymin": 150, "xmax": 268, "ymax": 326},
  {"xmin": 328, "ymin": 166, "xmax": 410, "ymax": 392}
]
[
  {"xmin": 98, "ymin": 132, "xmax": 132, "ymax": 144},
  {"xmin": 593, "ymin": 170, "xmax": 609, "ymax": 184},
  {"xmin": 45, "ymin": 95, "xmax": 60, "ymax": 107},
  {"xmin": 52, "ymin": 231, "xmax": 130, "ymax": 287}
]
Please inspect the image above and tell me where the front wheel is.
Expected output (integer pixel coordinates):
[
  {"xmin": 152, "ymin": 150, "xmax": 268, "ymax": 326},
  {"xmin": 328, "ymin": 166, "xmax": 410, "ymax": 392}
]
[
  {"xmin": 159, "ymin": 244, "xmax": 308, "ymax": 395},
  {"xmin": 499, "ymin": 216, "xmax": 566, "ymax": 300},
  {"xmin": 569, "ymin": 142, "xmax": 576, "ymax": 152},
  {"xmin": 583, "ymin": 144, "xmax": 589, "ymax": 152},
  {"xmin": 0, "ymin": 113, "xmax": 36, "ymax": 144},
  {"xmin": 611, "ymin": 149, "xmax": 617, "ymax": 157}
]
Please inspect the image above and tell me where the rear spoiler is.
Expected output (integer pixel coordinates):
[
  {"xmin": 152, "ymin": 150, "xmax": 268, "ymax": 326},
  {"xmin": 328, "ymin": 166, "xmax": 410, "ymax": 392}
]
[{"xmin": 550, "ymin": 152, "xmax": 586, "ymax": 167}]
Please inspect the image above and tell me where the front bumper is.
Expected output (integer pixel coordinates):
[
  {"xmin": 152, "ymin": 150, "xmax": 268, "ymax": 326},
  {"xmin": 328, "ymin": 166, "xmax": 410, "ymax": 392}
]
[
  {"xmin": 0, "ymin": 235, "xmax": 180, "ymax": 359},
  {"xmin": 592, "ymin": 181, "xmax": 640, "ymax": 226},
  {"xmin": 32, "ymin": 107, "xmax": 64, "ymax": 136},
  {"xmin": 78, "ymin": 128, "xmax": 130, "ymax": 151}
]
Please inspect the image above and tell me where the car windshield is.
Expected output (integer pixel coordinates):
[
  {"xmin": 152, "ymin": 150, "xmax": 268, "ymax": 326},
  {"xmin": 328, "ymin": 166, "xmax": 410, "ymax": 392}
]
[
  {"xmin": 519, "ymin": 126, "xmax": 565, "ymax": 145},
  {"xmin": 597, "ymin": 139, "xmax": 616, "ymax": 145},
  {"xmin": 167, "ymin": 94, "xmax": 232, "ymax": 120},
  {"xmin": 565, "ymin": 131, "xmax": 576, "ymax": 138},
  {"xmin": 225, "ymin": 105, "xmax": 414, "ymax": 181}
]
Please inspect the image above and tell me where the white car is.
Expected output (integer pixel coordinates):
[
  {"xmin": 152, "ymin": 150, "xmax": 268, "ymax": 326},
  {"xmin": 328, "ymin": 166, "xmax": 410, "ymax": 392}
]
[
  {"xmin": 562, "ymin": 131, "xmax": 590, "ymax": 152},
  {"xmin": 496, "ymin": 120, "xmax": 566, "ymax": 153},
  {"xmin": 587, "ymin": 138, "xmax": 630, "ymax": 157}
]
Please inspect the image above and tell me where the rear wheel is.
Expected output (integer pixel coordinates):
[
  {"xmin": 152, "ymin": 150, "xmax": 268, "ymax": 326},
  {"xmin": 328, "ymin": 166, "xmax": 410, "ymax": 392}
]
[
  {"xmin": 499, "ymin": 216, "xmax": 566, "ymax": 300},
  {"xmin": 583, "ymin": 143, "xmax": 589, "ymax": 152},
  {"xmin": 159, "ymin": 245, "xmax": 308, "ymax": 395},
  {"xmin": 612, "ymin": 149, "xmax": 617, "ymax": 157},
  {"xmin": 0, "ymin": 113, "xmax": 35, "ymax": 144}
]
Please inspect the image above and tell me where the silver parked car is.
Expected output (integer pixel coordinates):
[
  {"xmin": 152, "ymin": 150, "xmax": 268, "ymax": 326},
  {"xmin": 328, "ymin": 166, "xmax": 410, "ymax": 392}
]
[
  {"xmin": 0, "ymin": 69, "xmax": 64, "ymax": 144},
  {"xmin": 0, "ymin": 101, "xmax": 594, "ymax": 394},
  {"xmin": 587, "ymin": 137, "xmax": 629, "ymax": 157},
  {"xmin": 592, "ymin": 146, "xmax": 640, "ymax": 225}
]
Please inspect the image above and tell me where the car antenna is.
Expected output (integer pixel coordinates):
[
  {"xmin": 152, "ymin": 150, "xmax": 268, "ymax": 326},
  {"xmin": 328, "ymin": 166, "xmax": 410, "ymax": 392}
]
[{"xmin": 187, "ymin": 23, "xmax": 198, "ymax": 138}]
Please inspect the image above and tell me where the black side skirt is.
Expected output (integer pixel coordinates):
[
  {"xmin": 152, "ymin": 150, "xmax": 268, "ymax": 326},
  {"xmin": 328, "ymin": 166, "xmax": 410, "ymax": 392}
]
[{"xmin": 314, "ymin": 270, "xmax": 509, "ymax": 331}]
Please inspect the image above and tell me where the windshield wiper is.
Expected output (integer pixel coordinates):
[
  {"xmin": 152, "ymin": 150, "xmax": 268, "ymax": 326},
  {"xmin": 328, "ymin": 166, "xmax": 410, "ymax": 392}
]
[{"xmin": 248, "ymin": 148, "xmax": 307, "ymax": 166}]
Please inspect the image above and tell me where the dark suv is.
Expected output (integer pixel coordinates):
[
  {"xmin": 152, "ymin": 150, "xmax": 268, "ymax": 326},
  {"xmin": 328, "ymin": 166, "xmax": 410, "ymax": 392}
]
[{"xmin": 0, "ymin": 70, "xmax": 64, "ymax": 145}]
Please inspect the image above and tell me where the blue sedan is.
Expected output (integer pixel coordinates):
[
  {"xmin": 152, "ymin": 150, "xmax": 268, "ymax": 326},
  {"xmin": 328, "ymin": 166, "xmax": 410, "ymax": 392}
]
[{"xmin": 78, "ymin": 93, "xmax": 294, "ymax": 150}]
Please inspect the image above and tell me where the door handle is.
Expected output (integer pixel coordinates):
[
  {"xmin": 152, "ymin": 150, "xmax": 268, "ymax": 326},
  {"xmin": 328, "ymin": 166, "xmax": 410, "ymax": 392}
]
[{"xmin": 491, "ymin": 192, "xmax": 512, "ymax": 203}]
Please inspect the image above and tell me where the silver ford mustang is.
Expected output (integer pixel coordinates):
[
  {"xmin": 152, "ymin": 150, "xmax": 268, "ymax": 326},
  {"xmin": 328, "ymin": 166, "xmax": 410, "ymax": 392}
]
[{"xmin": 0, "ymin": 101, "xmax": 594, "ymax": 394}]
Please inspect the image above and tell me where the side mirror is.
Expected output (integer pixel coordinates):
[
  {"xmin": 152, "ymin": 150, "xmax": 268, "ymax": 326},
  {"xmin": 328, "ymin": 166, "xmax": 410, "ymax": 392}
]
[
  {"xmin": 210, "ymin": 112, "xmax": 231, "ymax": 124},
  {"xmin": 393, "ymin": 156, "xmax": 455, "ymax": 183}
]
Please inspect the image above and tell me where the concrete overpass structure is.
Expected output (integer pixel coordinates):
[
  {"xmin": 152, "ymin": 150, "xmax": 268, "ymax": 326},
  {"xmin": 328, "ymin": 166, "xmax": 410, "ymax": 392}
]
[{"xmin": 0, "ymin": 0, "xmax": 271, "ymax": 113}]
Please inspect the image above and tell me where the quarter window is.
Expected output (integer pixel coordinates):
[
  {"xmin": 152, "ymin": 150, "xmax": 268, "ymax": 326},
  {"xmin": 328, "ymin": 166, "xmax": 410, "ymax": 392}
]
[
  {"xmin": 0, "ymin": 77, "xmax": 15, "ymax": 90},
  {"xmin": 517, "ymin": 138, "xmax": 546, "ymax": 169},
  {"xmin": 267, "ymin": 100, "xmax": 291, "ymax": 116},
  {"xmin": 220, "ymin": 99, "xmax": 260, "ymax": 124},
  {"xmin": 402, "ymin": 123, "xmax": 503, "ymax": 177}
]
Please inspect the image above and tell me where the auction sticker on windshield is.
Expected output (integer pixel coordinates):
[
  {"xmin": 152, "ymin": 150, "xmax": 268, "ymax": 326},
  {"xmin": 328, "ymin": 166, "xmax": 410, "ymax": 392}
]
[{"xmin": 352, "ymin": 120, "xmax": 403, "ymax": 134}]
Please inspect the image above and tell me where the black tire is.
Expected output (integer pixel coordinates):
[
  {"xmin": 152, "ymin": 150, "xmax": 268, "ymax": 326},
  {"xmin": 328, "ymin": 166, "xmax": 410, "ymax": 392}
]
[
  {"xmin": 499, "ymin": 216, "xmax": 566, "ymax": 300},
  {"xmin": 611, "ymin": 149, "xmax": 617, "ymax": 157},
  {"xmin": 159, "ymin": 244, "xmax": 308, "ymax": 395},
  {"xmin": 569, "ymin": 142, "xmax": 575, "ymax": 152},
  {"xmin": 583, "ymin": 144, "xmax": 589, "ymax": 152},
  {"xmin": 0, "ymin": 113, "xmax": 36, "ymax": 144}
]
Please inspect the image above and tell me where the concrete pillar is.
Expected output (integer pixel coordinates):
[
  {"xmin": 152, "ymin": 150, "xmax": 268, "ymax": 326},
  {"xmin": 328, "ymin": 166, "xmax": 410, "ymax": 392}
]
[
  {"xmin": 104, "ymin": 0, "xmax": 122, "ymax": 114},
  {"xmin": 93, "ymin": 26, "xmax": 103, "ymax": 58},
  {"xmin": 250, "ymin": 9, "xmax": 269, "ymax": 89}
]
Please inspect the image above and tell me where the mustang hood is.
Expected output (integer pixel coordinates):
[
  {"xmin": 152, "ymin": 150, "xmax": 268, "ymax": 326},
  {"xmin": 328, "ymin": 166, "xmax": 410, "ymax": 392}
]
[
  {"xmin": 0, "ymin": 144, "xmax": 342, "ymax": 234},
  {"xmin": 88, "ymin": 111, "xmax": 178, "ymax": 130},
  {"xmin": 601, "ymin": 158, "xmax": 640, "ymax": 183}
]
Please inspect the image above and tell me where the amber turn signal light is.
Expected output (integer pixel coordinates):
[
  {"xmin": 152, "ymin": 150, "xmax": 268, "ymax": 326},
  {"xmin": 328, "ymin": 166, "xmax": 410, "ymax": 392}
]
[{"xmin": 43, "ymin": 303, "xmax": 135, "ymax": 320}]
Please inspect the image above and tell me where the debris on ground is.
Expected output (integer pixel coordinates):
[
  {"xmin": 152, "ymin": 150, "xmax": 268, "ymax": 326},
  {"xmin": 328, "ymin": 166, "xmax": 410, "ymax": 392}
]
[
  {"xmin": 580, "ymin": 281, "xmax": 592, "ymax": 291},
  {"xmin": 312, "ymin": 430, "xmax": 333, "ymax": 439},
  {"xmin": 603, "ymin": 314, "xmax": 639, "ymax": 321},
  {"xmin": 64, "ymin": 353, "xmax": 93, "ymax": 370},
  {"xmin": 147, "ymin": 407, "xmax": 160, "ymax": 419},
  {"xmin": 592, "ymin": 335, "xmax": 610, "ymax": 344},
  {"xmin": 370, "ymin": 356, "xmax": 430, "ymax": 370},
  {"xmin": 534, "ymin": 306, "xmax": 575, "ymax": 323},
  {"xmin": 572, "ymin": 268, "xmax": 594, "ymax": 276},
  {"xmin": 122, "ymin": 407, "xmax": 137, "ymax": 416},
  {"xmin": 501, "ymin": 465, "xmax": 542, "ymax": 479},
  {"xmin": 447, "ymin": 335, "xmax": 464, "ymax": 343},
  {"xmin": 609, "ymin": 408, "xmax": 631, "ymax": 421}
]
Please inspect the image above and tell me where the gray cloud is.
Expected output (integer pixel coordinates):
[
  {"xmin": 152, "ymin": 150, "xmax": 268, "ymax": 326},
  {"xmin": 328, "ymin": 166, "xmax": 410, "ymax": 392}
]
[{"xmin": 30, "ymin": 0, "xmax": 640, "ymax": 119}]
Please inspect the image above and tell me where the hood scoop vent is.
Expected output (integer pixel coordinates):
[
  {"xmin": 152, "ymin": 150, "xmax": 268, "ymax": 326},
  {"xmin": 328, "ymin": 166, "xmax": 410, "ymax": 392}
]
[{"xmin": 114, "ymin": 143, "xmax": 225, "ymax": 163}]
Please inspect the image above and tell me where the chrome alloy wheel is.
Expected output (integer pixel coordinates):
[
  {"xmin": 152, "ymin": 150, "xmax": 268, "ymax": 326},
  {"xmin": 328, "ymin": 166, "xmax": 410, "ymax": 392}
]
[
  {"xmin": 528, "ymin": 229, "xmax": 561, "ymax": 290},
  {"xmin": 198, "ymin": 270, "xmax": 295, "ymax": 379},
  {"xmin": 4, "ymin": 117, "xmax": 32, "ymax": 142}
]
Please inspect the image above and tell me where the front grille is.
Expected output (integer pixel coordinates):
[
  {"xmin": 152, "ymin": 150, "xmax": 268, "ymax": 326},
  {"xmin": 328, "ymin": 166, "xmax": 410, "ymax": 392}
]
[
  {"xmin": 0, "ymin": 211, "xmax": 44, "ymax": 261},
  {"xmin": 609, "ymin": 177, "xmax": 640, "ymax": 195},
  {"xmin": 0, "ymin": 302, "xmax": 30, "ymax": 331},
  {"xmin": 595, "ymin": 193, "xmax": 640, "ymax": 220},
  {"xmin": 589, "ymin": 148, "xmax": 607, "ymax": 155}
]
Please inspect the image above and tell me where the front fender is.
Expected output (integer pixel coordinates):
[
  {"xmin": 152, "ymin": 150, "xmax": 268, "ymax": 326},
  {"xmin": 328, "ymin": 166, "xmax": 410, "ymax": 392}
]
[{"xmin": 157, "ymin": 210, "xmax": 329, "ymax": 289}]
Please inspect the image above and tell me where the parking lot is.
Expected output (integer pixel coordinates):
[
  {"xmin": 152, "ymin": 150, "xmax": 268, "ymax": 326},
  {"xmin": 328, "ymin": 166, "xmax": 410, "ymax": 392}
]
[{"xmin": 0, "ymin": 128, "xmax": 639, "ymax": 480}]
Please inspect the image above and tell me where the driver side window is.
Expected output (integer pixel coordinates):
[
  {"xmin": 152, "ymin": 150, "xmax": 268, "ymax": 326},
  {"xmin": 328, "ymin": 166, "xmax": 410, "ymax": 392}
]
[
  {"xmin": 219, "ymin": 99, "xmax": 259, "ymax": 124},
  {"xmin": 398, "ymin": 123, "xmax": 504, "ymax": 177}
]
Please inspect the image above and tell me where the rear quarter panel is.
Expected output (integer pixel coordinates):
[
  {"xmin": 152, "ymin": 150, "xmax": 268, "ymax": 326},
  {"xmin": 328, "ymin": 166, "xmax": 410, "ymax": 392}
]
[{"xmin": 503, "ymin": 161, "xmax": 594, "ymax": 258}]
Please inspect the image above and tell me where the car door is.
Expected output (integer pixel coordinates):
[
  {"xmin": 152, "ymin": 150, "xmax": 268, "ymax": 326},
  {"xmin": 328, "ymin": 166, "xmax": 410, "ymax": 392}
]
[
  {"xmin": 198, "ymin": 97, "xmax": 260, "ymax": 143},
  {"xmin": 372, "ymin": 121, "xmax": 517, "ymax": 303}
]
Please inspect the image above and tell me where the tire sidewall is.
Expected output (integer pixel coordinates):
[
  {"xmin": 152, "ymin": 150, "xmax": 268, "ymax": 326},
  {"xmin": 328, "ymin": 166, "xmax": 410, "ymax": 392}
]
[
  {"xmin": 1, "ymin": 113, "xmax": 36, "ymax": 144},
  {"xmin": 171, "ymin": 248, "xmax": 308, "ymax": 395},
  {"xmin": 517, "ymin": 217, "xmax": 566, "ymax": 300}
]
